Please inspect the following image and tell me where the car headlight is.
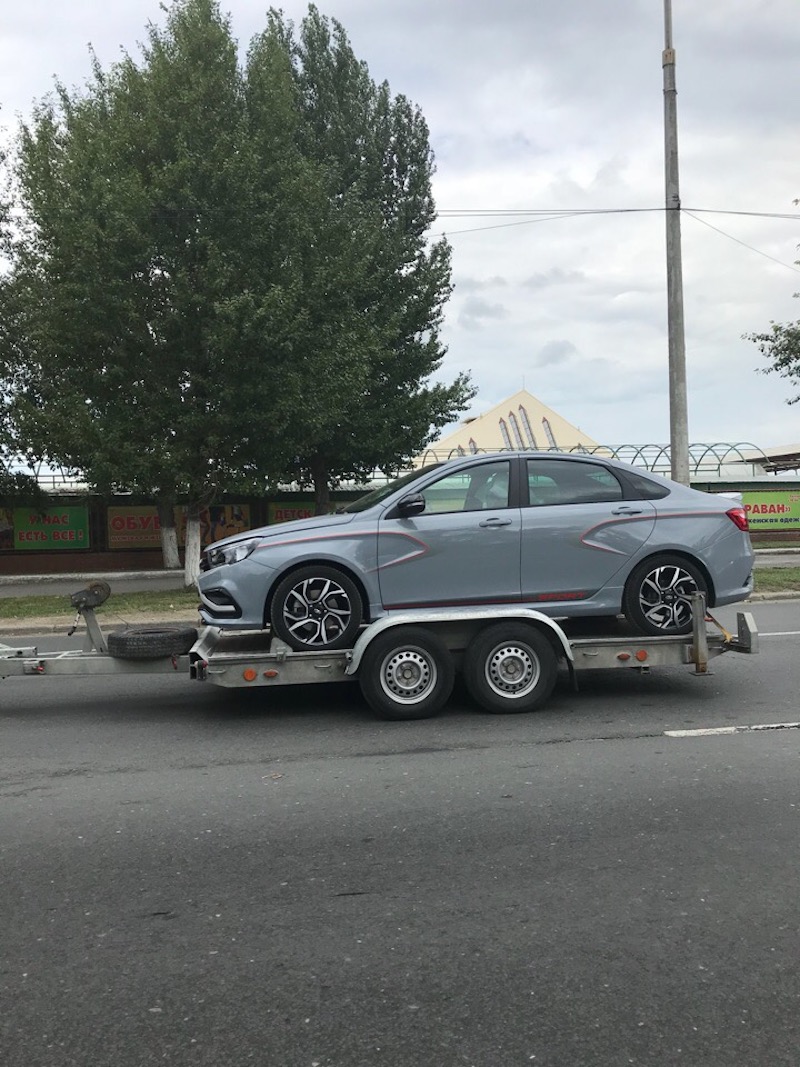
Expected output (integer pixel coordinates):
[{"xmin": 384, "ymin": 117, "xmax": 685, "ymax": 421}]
[{"xmin": 206, "ymin": 537, "xmax": 261, "ymax": 568}]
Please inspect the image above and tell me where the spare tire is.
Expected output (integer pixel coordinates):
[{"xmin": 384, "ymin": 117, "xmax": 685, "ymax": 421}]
[{"xmin": 107, "ymin": 626, "xmax": 199, "ymax": 660}]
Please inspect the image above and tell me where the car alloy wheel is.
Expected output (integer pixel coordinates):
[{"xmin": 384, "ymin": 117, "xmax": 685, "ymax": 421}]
[
  {"xmin": 270, "ymin": 565, "xmax": 363, "ymax": 651},
  {"xmin": 623, "ymin": 554, "xmax": 707, "ymax": 637}
]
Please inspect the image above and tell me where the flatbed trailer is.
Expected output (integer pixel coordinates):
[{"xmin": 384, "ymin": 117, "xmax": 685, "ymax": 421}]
[{"xmin": 0, "ymin": 589, "xmax": 758, "ymax": 720}]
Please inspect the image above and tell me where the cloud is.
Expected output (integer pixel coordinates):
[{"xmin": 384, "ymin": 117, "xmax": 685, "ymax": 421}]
[
  {"xmin": 533, "ymin": 340, "xmax": 578, "ymax": 367},
  {"xmin": 457, "ymin": 297, "xmax": 509, "ymax": 330},
  {"xmin": 2, "ymin": 0, "xmax": 799, "ymax": 449}
]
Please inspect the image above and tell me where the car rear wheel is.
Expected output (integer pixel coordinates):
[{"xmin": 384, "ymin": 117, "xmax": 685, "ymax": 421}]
[
  {"xmin": 270, "ymin": 565, "xmax": 363, "ymax": 651},
  {"xmin": 623, "ymin": 554, "xmax": 708, "ymax": 636},
  {"xmin": 359, "ymin": 626, "xmax": 455, "ymax": 720},
  {"xmin": 463, "ymin": 623, "xmax": 558, "ymax": 713}
]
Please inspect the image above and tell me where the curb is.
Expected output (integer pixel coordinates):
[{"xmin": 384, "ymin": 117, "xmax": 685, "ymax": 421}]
[
  {"xmin": 0, "ymin": 571, "xmax": 188, "ymax": 586},
  {"xmin": 0, "ymin": 611, "xmax": 201, "ymax": 639}
]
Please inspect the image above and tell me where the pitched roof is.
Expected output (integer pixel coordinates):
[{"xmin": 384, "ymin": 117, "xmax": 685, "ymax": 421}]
[{"xmin": 419, "ymin": 389, "xmax": 599, "ymax": 462}]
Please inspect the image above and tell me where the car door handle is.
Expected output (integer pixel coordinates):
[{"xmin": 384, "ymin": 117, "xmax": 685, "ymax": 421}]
[
  {"xmin": 611, "ymin": 506, "xmax": 644, "ymax": 516},
  {"xmin": 479, "ymin": 516, "xmax": 513, "ymax": 527}
]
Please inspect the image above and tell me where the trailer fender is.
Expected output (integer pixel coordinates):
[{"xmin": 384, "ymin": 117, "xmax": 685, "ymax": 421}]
[{"xmin": 346, "ymin": 608, "xmax": 574, "ymax": 676}]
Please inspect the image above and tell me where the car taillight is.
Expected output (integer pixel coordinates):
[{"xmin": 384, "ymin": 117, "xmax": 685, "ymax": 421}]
[{"xmin": 726, "ymin": 507, "xmax": 749, "ymax": 532}]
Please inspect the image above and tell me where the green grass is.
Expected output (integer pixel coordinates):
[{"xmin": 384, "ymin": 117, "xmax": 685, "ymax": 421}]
[
  {"xmin": 0, "ymin": 587, "xmax": 200, "ymax": 621},
  {"xmin": 2, "ymin": 570, "xmax": 800, "ymax": 623},
  {"xmin": 750, "ymin": 567, "xmax": 800, "ymax": 592}
]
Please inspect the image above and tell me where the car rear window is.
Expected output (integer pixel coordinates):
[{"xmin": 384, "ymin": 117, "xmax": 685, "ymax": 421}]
[{"xmin": 526, "ymin": 459, "xmax": 623, "ymax": 505}]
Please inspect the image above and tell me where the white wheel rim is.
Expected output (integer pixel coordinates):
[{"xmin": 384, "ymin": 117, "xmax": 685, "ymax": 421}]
[
  {"xmin": 379, "ymin": 647, "xmax": 438, "ymax": 705},
  {"xmin": 484, "ymin": 642, "xmax": 540, "ymax": 699}
]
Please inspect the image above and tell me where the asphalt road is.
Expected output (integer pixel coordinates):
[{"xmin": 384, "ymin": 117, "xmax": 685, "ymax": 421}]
[{"xmin": 2, "ymin": 601, "xmax": 799, "ymax": 1066}]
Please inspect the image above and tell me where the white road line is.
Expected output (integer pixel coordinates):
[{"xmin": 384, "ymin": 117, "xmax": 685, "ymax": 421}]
[
  {"xmin": 666, "ymin": 722, "xmax": 800, "ymax": 738},
  {"xmin": 759, "ymin": 630, "xmax": 800, "ymax": 637}
]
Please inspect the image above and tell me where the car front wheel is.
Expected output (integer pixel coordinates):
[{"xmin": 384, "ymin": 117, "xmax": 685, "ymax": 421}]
[
  {"xmin": 623, "ymin": 555, "xmax": 708, "ymax": 636},
  {"xmin": 269, "ymin": 565, "xmax": 363, "ymax": 651}
]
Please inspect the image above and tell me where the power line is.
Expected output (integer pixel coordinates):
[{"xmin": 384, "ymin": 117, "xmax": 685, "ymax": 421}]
[
  {"xmin": 437, "ymin": 206, "xmax": 800, "ymax": 220},
  {"xmin": 434, "ymin": 205, "xmax": 800, "ymax": 274},
  {"xmin": 683, "ymin": 210, "xmax": 800, "ymax": 274}
]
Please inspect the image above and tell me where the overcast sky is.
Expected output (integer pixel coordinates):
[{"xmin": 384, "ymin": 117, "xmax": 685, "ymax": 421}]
[{"xmin": 2, "ymin": 0, "xmax": 800, "ymax": 450}]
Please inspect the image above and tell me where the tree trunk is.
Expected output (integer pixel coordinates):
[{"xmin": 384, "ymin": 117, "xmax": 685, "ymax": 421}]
[
  {"xmin": 184, "ymin": 500, "xmax": 202, "ymax": 588},
  {"xmin": 309, "ymin": 454, "xmax": 330, "ymax": 516},
  {"xmin": 157, "ymin": 499, "xmax": 181, "ymax": 570}
]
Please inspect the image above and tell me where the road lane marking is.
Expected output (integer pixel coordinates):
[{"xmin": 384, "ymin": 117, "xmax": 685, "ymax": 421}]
[
  {"xmin": 759, "ymin": 630, "xmax": 800, "ymax": 637},
  {"xmin": 666, "ymin": 722, "xmax": 800, "ymax": 738}
]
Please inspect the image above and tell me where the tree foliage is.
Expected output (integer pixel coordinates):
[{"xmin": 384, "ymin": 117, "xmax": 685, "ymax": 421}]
[
  {"xmin": 747, "ymin": 319, "xmax": 800, "ymax": 405},
  {"xmin": 746, "ymin": 203, "xmax": 800, "ymax": 405},
  {"xmin": 0, "ymin": 0, "xmax": 473, "ymax": 565},
  {"xmin": 0, "ymin": 131, "xmax": 44, "ymax": 507}
]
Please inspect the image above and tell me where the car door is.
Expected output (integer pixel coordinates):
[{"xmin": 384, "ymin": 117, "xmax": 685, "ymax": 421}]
[
  {"xmin": 376, "ymin": 458, "xmax": 522, "ymax": 610},
  {"xmin": 520, "ymin": 457, "xmax": 656, "ymax": 604}
]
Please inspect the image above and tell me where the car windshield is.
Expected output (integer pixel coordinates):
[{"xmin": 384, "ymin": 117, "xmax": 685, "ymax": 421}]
[{"xmin": 338, "ymin": 463, "xmax": 444, "ymax": 514}]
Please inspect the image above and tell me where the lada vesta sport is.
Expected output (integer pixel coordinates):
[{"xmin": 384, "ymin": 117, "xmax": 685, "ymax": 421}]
[{"xmin": 198, "ymin": 452, "xmax": 754, "ymax": 652}]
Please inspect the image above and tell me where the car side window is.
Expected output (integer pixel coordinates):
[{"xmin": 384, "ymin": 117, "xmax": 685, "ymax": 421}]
[
  {"xmin": 526, "ymin": 459, "xmax": 623, "ymax": 506},
  {"xmin": 422, "ymin": 461, "xmax": 511, "ymax": 514}
]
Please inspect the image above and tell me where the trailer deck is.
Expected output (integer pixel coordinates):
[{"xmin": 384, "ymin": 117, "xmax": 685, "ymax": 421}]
[{"xmin": 0, "ymin": 590, "xmax": 758, "ymax": 720}]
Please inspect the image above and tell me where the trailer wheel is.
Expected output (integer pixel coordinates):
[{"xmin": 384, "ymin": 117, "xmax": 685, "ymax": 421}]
[
  {"xmin": 463, "ymin": 623, "xmax": 558, "ymax": 713},
  {"xmin": 107, "ymin": 626, "xmax": 199, "ymax": 660},
  {"xmin": 359, "ymin": 626, "xmax": 454, "ymax": 721}
]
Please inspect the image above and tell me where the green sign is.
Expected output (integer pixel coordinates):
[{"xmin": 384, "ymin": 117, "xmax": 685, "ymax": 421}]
[
  {"xmin": 12, "ymin": 506, "xmax": 90, "ymax": 550},
  {"xmin": 742, "ymin": 490, "xmax": 800, "ymax": 531}
]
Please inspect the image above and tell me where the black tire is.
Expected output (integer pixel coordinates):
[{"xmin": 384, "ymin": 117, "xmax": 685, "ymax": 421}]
[
  {"xmin": 270, "ymin": 565, "xmax": 363, "ymax": 651},
  {"xmin": 463, "ymin": 623, "xmax": 558, "ymax": 714},
  {"xmin": 359, "ymin": 626, "xmax": 455, "ymax": 721},
  {"xmin": 623, "ymin": 554, "xmax": 708, "ymax": 636},
  {"xmin": 107, "ymin": 625, "xmax": 198, "ymax": 660}
]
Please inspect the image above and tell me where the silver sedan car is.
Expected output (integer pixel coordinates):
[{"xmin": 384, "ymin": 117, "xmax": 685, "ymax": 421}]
[{"xmin": 198, "ymin": 452, "xmax": 754, "ymax": 650}]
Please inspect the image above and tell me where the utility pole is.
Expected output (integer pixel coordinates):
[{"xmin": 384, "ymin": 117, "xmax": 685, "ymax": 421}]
[{"xmin": 663, "ymin": 0, "xmax": 690, "ymax": 484}]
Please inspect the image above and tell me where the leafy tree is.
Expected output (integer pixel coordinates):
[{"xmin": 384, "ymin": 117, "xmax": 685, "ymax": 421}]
[
  {"xmin": 273, "ymin": 7, "xmax": 474, "ymax": 511},
  {"xmin": 1, "ymin": 0, "xmax": 472, "ymax": 584},
  {"xmin": 747, "ymin": 320, "xmax": 800, "ymax": 404},
  {"xmin": 746, "ymin": 207, "xmax": 800, "ymax": 405},
  {"xmin": 3, "ymin": 0, "xmax": 281, "ymax": 579},
  {"xmin": 0, "ymin": 131, "xmax": 43, "ymax": 507}
]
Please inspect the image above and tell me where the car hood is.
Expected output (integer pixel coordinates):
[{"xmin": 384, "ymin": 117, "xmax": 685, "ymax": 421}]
[{"xmin": 206, "ymin": 512, "xmax": 357, "ymax": 551}]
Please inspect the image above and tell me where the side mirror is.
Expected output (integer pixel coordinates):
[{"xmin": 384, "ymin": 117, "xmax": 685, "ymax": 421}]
[{"xmin": 396, "ymin": 493, "xmax": 426, "ymax": 518}]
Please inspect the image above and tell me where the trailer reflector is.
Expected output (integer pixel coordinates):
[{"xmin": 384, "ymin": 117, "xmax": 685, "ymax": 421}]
[
  {"xmin": 263, "ymin": 669, "xmax": 279, "ymax": 678},
  {"xmin": 635, "ymin": 650, "xmax": 648, "ymax": 662},
  {"xmin": 242, "ymin": 668, "xmax": 258, "ymax": 682}
]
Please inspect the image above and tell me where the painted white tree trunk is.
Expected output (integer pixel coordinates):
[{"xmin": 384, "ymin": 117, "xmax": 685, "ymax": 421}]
[
  {"xmin": 184, "ymin": 516, "xmax": 202, "ymax": 588},
  {"xmin": 160, "ymin": 523, "xmax": 181, "ymax": 570}
]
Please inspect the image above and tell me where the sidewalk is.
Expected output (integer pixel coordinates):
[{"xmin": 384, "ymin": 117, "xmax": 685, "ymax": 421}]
[{"xmin": 0, "ymin": 571, "xmax": 200, "ymax": 637}]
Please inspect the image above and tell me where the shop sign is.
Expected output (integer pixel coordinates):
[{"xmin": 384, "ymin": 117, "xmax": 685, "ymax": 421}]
[
  {"xmin": 742, "ymin": 489, "xmax": 800, "ymax": 530},
  {"xmin": 109, "ymin": 504, "xmax": 252, "ymax": 549},
  {"xmin": 268, "ymin": 502, "xmax": 315, "ymax": 524},
  {"xmin": 12, "ymin": 506, "xmax": 90, "ymax": 550},
  {"xmin": 201, "ymin": 505, "xmax": 250, "ymax": 545},
  {"xmin": 107, "ymin": 506, "xmax": 162, "ymax": 548}
]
